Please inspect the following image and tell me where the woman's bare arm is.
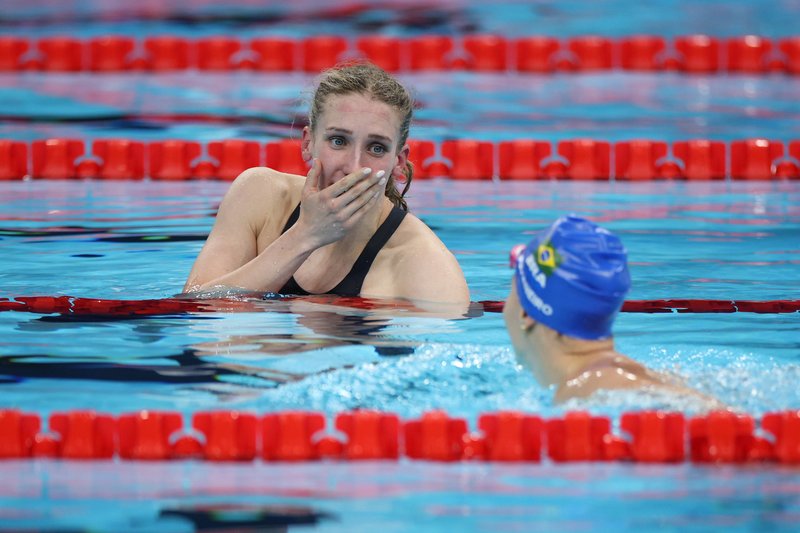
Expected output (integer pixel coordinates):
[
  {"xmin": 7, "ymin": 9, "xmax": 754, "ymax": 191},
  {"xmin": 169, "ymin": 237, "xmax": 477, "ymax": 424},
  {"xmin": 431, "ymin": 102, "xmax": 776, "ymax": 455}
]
[
  {"xmin": 183, "ymin": 169, "xmax": 307, "ymax": 293},
  {"xmin": 184, "ymin": 161, "xmax": 386, "ymax": 293}
]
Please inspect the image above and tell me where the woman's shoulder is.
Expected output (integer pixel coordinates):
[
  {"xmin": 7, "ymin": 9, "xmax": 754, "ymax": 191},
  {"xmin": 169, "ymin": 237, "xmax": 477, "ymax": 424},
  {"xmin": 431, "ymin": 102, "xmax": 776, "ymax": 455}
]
[
  {"xmin": 380, "ymin": 208, "xmax": 470, "ymax": 303},
  {"xmin": 214, "ymin": 167, "xmax": 306, "ymax": 235},
  {"xmin": 217, "ymin": 167, "xmax": 304, "ymax": 215},
  {"xmin": 392, "ymin": 210, "xmax": 453, "ymax": 256},
  {"xmin": 226, "ymin": 167, "xmax": 305, "ymax": 200}
]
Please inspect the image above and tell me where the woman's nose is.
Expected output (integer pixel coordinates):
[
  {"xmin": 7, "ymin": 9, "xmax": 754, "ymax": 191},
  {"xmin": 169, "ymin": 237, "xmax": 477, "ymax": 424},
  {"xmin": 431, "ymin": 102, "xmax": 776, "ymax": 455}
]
[{"xmin": 345, "ymin": 149, "xmax": 364, "ymax": 175}]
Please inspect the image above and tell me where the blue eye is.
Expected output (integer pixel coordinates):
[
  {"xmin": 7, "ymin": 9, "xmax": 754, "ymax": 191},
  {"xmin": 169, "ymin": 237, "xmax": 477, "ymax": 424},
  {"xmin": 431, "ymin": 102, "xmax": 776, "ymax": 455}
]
[
  {"xmin": 329, "ymin": 136, "xmax": 345, "ymax": 147},
  {"xmin": 370, "ymin": 144, "xmax": 387, "ymax": 155}
]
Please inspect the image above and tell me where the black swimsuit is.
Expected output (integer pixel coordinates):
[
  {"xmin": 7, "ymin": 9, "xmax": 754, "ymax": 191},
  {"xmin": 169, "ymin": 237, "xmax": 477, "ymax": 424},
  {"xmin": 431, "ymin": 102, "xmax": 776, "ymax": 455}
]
[{"xmin": 277, "ymin": 203, "xmax": 407, "ymax": 296}]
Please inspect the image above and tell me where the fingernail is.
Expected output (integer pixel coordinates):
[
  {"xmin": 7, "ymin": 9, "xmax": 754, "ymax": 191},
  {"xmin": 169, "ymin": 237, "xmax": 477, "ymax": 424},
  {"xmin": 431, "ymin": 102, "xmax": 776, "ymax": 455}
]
[
  {"xmin": 375, "ymin": 170, "xmax": 386, "ymax": 179},
  {"xmin": 362, "ymin": 167, "xmax": 372, "ymax": 176}
]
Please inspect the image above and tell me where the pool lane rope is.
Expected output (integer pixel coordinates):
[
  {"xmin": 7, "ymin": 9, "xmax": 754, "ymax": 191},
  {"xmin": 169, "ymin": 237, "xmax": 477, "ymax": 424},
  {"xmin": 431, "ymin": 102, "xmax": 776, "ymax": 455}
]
[
  {"xmin": 1, "ymin": 34, "xmax": 799, "ymax": 75},
  {"xmin": 1, "ymin": 408, "xmax": 799, "ymax": 464},
  {"xmin": 2, "ymin": 137, "xmax": 798, "ymax": 181},
  {"xmin": 1, "ymin": 296, "xmax": 798, "ymax": 316}
]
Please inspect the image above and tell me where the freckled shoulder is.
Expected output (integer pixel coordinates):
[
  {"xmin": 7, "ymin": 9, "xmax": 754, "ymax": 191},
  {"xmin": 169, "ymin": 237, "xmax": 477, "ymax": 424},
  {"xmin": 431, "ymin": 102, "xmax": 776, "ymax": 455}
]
[
  {"xmin": 388, "ymin": 212, "xmax": 448, "ymax": 252},
  {"xmin": 381, "ymin": 211, "xmax": 470, "ymax": 302},
  {"xmin": 221, "ymin": 167, "xmax": 306, "ymax": 242}
]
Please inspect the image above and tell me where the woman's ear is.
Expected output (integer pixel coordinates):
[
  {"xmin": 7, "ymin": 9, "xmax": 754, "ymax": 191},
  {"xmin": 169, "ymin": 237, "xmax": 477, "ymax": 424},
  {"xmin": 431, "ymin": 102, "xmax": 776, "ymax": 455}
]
[
  {"xmin": 393, "ymin": 143, "xmax": 410, "ymax": 177},
  {"xmin": 301, "ymin": 126, "xmax": 313, "ymax": 162},
  {"xmin": 520, "ymin": 312, "xmax": 537, "ymax": 332}
]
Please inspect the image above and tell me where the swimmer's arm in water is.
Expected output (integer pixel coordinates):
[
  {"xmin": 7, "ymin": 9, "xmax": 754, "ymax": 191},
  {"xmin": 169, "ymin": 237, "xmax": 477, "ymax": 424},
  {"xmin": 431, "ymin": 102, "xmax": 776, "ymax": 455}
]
[{"xmin": 183, "ymin": 160, "xmax": 385, "ymax": 293}]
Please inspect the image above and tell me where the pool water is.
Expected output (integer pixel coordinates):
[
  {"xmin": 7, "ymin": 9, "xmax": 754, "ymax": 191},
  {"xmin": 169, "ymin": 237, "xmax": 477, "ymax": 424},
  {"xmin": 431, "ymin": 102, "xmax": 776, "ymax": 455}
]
[
  {"xmin": 2, "ymin": 178, "xmax": 799, "ymax": 531},
  {"xmin": 2, "ymin": 178, "xmax": 798, "ymax": 413},
  {"xmin": 2, "ymin": 0, "xmax": 800, "ymax": 532},
  {"xmin": 4, "ymin": 460, "xmax": 800, "ymax": 532}
]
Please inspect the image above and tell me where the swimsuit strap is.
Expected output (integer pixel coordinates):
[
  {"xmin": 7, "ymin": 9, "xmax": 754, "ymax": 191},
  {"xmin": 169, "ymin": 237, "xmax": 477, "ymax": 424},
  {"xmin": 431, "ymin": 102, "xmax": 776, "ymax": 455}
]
[
  {"xmin": 277, "ymin": 204, "xmax": 308, "ymax": 295},
  {"xmin": 277, "ymin": 203, "xmax": 407, "ymax": 296},
  {"xmin": 328, "ymin": 205, "xmax": 406, "ymax": 296},
  {"xmin": 280, "ymin": 203, "xmax": 301, "ymax": 233}
]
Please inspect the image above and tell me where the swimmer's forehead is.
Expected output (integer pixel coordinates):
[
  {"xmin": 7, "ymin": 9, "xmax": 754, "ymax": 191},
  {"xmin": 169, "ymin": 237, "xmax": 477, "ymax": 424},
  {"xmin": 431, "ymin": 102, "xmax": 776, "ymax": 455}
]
[{"xmin": 316, "ymin": 93, "xmax": 402, "ymax": 141}]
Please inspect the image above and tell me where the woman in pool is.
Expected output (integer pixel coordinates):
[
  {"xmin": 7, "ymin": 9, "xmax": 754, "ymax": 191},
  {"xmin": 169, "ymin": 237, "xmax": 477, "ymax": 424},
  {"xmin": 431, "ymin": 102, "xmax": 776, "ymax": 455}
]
[
  {"xmin": 184, "ymin": 61, "xmax": 469, "ymax": 306},
  {"xmin": 504, "ymin": 215, "xmax": 722, "ymax": 406}
]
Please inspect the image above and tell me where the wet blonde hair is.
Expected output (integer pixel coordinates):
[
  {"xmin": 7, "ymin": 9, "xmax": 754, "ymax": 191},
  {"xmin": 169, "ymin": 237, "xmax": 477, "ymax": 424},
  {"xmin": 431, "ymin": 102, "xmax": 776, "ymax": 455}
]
[{"xmin": 309, "ymin": 61, "xmax": 414, "ymax": 211}]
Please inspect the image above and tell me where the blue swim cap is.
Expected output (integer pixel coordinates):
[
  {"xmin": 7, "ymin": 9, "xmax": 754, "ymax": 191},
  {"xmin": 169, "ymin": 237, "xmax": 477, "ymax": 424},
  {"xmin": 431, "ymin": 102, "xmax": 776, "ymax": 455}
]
[{"xmin": 513, "ymin": 215, "xmax": 630, "ymax": 340}]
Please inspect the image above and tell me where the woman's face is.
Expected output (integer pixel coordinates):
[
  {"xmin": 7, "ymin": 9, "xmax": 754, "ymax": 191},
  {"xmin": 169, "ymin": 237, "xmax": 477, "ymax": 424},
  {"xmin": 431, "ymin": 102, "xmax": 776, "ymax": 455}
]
[{"xmin": 302, "ymin": 92, "xmax": 409, "ymax": 189}]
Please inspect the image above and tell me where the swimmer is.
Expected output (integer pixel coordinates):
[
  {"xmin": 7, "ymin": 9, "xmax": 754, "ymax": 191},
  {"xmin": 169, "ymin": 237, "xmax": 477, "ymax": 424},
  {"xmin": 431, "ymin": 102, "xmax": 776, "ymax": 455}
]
[
  {"xmin": 183, "ymin": 61, "xmax": 469, "ymax": 307},
  {"xmin": 504, "ymin": 215, "xmax": 721, "ymax": 406}
]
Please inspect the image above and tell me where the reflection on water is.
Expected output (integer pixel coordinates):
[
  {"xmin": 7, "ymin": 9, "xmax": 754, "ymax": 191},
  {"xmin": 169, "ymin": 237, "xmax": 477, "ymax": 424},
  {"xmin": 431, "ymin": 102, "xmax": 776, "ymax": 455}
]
[
  {"xmin": 4, "ymin": 458, "xmax": 800, "ymax": 533},
  {"xmin": 190, "ymin": 294, "xmax": 482, "ymax": 357},
  {"xmin": 2, "ymin": 295, "xmax": 485, "ymax": 404},
  {"xmin": 160, "ymin": 504, "xmax": 333, "ymax": 532}
]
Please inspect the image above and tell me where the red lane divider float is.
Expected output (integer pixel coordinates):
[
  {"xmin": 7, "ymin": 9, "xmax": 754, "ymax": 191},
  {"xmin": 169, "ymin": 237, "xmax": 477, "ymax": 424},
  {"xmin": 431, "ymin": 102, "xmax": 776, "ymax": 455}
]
[
  {"xmin": 0, "ymin": 296, "xmax": 212, "ymax": 316},
  {"xmin": 2, "ymin": 34, "xmax": 800, "ymax": 74},
  {"xmin": 1, "ymin": 408, "xmax": 799, "ymax": 464},
  {"xmin": 2, "ymin": 138, "xmax": 799, "ymax": 181},
  {"xmin": 1, "ymin": 296, "xmax": 799, "ymax": 316}
]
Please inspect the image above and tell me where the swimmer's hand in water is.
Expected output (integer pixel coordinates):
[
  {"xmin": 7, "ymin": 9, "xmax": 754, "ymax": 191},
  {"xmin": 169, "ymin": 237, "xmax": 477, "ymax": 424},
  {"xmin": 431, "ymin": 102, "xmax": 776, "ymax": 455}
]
[{"xmin": 296, "ymin": 159, "xmax": 387, "ymax": 248}]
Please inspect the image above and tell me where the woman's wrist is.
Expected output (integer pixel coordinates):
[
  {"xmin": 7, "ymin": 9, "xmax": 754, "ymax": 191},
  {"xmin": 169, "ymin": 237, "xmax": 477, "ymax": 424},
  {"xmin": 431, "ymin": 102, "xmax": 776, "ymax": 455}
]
[{"xmin": 283, "ymin": 221, "xmax": 324, "ymax": 255}]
